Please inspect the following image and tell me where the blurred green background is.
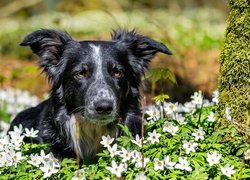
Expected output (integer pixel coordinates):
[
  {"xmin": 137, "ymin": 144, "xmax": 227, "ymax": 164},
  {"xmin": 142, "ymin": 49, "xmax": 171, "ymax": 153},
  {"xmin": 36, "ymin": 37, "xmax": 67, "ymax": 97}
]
[{"xmin": 0, "ymin": 0, "xmax": 228, "ymax": 103}]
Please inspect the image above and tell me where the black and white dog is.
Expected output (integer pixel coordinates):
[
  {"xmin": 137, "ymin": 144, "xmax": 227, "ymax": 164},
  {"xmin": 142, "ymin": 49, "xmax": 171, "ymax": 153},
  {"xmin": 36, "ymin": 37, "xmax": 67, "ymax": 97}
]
[{"xmin": 9, "ymin": 29, "xmax": 172, "ymax": 162}]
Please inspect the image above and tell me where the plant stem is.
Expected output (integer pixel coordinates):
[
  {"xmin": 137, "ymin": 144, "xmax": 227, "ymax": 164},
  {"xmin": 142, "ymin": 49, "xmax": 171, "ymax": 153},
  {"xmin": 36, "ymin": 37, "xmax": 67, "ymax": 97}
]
[
  {"xmin": 198, "ymin": 97, "xmax": 204, "ymax": 124},
  {"xmin": 141, "ymin": 95, "xmax": 146, "ymax": 171}
]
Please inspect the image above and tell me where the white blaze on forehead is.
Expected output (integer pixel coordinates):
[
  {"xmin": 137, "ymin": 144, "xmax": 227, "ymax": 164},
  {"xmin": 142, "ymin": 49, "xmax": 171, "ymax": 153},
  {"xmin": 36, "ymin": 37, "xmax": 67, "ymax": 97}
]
[
  {"xmin": 89, "ymin": 44, "xmax": 103, "ymax": 79},
  {"xmin": 88, "ymin": 44, "xmax": 114, "ymax": 100}
]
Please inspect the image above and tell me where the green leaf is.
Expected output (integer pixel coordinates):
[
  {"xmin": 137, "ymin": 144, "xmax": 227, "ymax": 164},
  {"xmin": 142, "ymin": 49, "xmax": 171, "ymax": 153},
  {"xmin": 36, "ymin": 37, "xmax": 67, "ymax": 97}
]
[
  {"xmin": 153, "ymin": 94, "xmax": 170, "ymax": 103},
  {"xmin": 117, "ymin": 124, "xmax": 133, "ymax": 138},
  {"xmin": 236, "ymin": 149, "xmax": 244, "ymax": 156},
  {"xmin": 144, "ymin": 67, "xmax": 176, "ymax": 84},
  {"xmin": 61, "ymin": 158, "xmax": 77, "ymax": 167},
  {"xmin": 116, "ymin": 136, "xmax": 132, "ymax": 148}
]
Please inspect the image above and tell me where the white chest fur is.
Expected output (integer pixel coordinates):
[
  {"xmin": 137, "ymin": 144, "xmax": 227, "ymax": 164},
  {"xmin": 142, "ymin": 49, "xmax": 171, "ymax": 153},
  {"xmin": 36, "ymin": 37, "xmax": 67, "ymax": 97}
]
[{"xmin": 65, "ymin": 113, "xmax": 117, "ymax": 159}]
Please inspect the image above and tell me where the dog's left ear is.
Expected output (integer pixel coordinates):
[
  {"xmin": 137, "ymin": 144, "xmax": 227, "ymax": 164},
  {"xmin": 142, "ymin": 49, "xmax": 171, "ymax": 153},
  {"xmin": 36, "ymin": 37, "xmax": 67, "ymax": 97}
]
[
  {"xmin": 112, "ymin": 29, "xmax": 172, "ymax": 75},
  {"xmin": 20, "ymin": 29, "xmax": 72, "ymax": 82}
]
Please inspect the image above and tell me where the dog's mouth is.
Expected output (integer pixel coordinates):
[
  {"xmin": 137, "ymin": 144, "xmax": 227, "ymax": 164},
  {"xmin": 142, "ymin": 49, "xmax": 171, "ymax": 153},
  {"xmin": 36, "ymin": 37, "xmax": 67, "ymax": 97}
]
[{"xmin": 80, "ymin": 112, "xmax": 117, "ymax": 125}]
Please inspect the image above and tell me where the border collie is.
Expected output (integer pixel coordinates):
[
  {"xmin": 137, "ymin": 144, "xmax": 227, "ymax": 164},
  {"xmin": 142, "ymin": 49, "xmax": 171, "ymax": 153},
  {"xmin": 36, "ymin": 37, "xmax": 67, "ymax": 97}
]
[{"xmin": 9, "ymin": 29, "xmax": 172, "ymax": 162}]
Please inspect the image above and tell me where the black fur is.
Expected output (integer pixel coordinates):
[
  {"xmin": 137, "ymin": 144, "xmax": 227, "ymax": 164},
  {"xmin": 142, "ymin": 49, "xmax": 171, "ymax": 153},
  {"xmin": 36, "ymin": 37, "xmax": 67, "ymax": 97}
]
[{"xmin": 9, "ymin": 29, "xmax": 172, "ymax": 162}]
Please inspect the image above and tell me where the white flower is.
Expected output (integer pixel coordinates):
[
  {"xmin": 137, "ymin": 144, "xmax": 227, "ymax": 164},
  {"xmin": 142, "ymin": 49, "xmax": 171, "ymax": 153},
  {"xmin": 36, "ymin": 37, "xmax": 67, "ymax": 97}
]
[
  {"xmin": 192, "ymin": 128, "xmax": 205, "ymax": 141},
  {"xmin": 45, "ymin": 153, "xmax": 60, "ymax": 168},
  {"xmin": 135, "ymin": 157, "xmax": 150, "ymax": 168},
  {"xmin": 0, "ymin": 89, "xmax": 39, "ymax": 117},
  {"xmin": 225, "ymin": 107, "xmax": 232, "ymax": 120},
  {"xmin": 8, "ymin": 124, "xmax": 23, "ymax": 137},
  {"xmin": 119, "ymin": 148, "xmax": 131, "ymax": 162},
  {"xmin": 191, "ymin": 91, "xmax": 203, "ymax": 107},
  {"xmin": 40, "ymin": 150, "xmax": 48, "ymax": 163},
  {"xmin": 27, "ymin": 154, "xmax": 42, "ymax": 167},
  {"xmin": 72, "ymin": 169, "xmax": 86, "ymax": 180},
  {"xmin": 40, "ymin": 161, "xmax": 59, "ymax": 178},
  {"xmin": 175, "ymin": 113, "xmax": 187, "ymax": 125},
  {"xmin": 5, "ymin": 147, "xmax": 24, "ymax": 166},
  {"xmin": 146, "ymin": 106, "xmax": 161, "ymax": 121},
  {"xmin": 9, "ymin": 149, "xmax": 25, "ymax": 167},
  {"xmin": 175, "ymin": 157, "xmax": 192, "ymax": 171},
  {"xmin": 212, "ymin": 90, "xmax": 219, "ymax": 104},
  {"xmin": 182, "ymin": 102, "xmax": 196, "ymax": 113},
  {"xmin": 10, "ymin": 134, "xmax": 24, "ymax": 148},
  {"xmin": 155, "ymin": 100, "xmax": 164, "ymax": 118},
  {"xmin": 107, "ymin": 144, "xmax": 119, "ymax": 158},
  {"xmin": 39, "ymin": 150, "xmax": 60, "ymax": 168},
  {"xmin": 106, "ymin": 160, "xmax": 125, "ymax": 178},
  {"xmin": 123, "ymin": 162, "xmax": 128, "ymax": 171},
  {"xmin": 163, "ymin": 122, "xmax": 179, "ymax": 136},
  {"xmin": 206, "ymin": 151, "xmax": 222, "ymax": 166},
  {"xmin": 163, "ymin": 121, "xmax": 173, "ymax": 130},
  {"xmin": 168, "ymin": 126, "xmax": 179, "ymax": 136},
  {"xmin": 24, "ymin": 128, "xmax": 39, "ymax": 138},
  {"xmin": 131, "ymin": 150, "xmax": 141, "ymax": 163},
  {"xmin": 207, "ymin": 112, "xmax": 215, "ymax": 122},
  {"xmin": 163, "ymin": 156, "xmax": 176, "ymax": 169},
  {"xmin": 163, "ymin": 102, "xmax": 178, "ymax": 115},
  {"xmin": 131, "ymin": 151, "xmax": 150, "ymax": 168},
  {"xmin": 220, "ymin": 164, "xmax": 236, "ymax": 178},
  {"xmin": 154, "ymin": 158, "xmax": 164, "ymax": 171},
  {"xmin": 9, "ymin": 139, "xmax": 22, "ymax": 151},
  {"xmin": 147, "ymin": 130, "xmax": 161, "ymax": 144},
  {"xmin": 203, "ymin": 99, "xmax": 213, "ymax": 107},
  {"xmin": 135, "ymin": 172, "xmax": 147, "ymax": 180},
  {"xmin": 100, "ymin": 135, "xmax": 114, "ymax": 148},
  {"xmin": 244, "ymin": 149, "xmax": 250, "ymax": 160},
  {"xmin": 0, "ymin": 136, "xmax": 10, "ymax": 150},
  {"xmin": 182, "ymin": 140, "xmax": 198, "ymax": 154},
  {"xmin": 0, "ymin": 152, "xmax": 13, "ymax": 167},
  {"xmin": 131, "ymin": 134, "xmax": 147, "ymax": 148}
]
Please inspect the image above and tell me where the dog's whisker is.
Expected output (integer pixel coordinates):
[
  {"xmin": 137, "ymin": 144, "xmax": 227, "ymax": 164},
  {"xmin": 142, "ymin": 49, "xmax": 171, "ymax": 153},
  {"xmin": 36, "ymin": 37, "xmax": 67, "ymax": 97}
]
[{"xmin": 69, "ymin": 106, "xmax": 85, "ymax": 114}]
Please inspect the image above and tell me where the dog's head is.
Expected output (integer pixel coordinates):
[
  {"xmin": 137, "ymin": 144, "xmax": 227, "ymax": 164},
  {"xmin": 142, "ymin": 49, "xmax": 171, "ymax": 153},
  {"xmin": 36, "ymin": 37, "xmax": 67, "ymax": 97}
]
[{"xmin": 21, "ymin": 29, "xmax": 172, "ymax": 125}]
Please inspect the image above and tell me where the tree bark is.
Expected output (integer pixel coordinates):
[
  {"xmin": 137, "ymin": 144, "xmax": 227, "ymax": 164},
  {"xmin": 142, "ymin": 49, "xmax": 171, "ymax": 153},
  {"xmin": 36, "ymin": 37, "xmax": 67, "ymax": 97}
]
[{"xmin": 217, "ymin": 0, "xmax": 250, "ymax": 132}]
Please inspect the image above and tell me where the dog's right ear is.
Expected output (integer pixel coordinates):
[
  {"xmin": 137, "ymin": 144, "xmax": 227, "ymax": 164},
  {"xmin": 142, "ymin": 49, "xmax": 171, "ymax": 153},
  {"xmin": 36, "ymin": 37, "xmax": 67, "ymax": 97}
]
[
  {"xmin": 112, "ymin": 29, "xmax": 172, "ymax": 78},
  {"xmin": 20, "ymin": 29, "xmax": 72, "ymax": 80}
]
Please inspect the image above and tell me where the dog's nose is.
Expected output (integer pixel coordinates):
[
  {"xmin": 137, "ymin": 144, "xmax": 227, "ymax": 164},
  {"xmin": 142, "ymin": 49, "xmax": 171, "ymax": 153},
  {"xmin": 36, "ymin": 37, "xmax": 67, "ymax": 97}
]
[{"xmin": 94, "ymin": 100, "xmax": 113, "ymax": 114}]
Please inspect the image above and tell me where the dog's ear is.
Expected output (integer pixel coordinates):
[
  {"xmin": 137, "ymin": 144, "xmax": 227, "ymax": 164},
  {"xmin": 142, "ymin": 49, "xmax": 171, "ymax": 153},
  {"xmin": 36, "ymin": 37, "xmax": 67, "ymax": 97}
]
[
  {"xmin": 112, "ymin": 29, "xmax": 172, "ymax": 75},
  {"xmin": 20, "ymin": 29, "xmax": 72, "ymax": 80}
]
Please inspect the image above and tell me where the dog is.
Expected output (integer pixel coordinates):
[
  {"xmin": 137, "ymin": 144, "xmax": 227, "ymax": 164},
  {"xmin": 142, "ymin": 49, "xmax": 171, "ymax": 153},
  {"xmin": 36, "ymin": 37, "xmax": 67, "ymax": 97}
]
[{"xmin": 9, "ymin": 29, "xmax": 172, "ymax": 163}]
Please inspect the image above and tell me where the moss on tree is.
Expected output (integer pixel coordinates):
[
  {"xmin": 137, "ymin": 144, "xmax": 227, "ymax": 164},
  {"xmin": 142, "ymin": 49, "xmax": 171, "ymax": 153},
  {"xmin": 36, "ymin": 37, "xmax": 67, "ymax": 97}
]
[{"xmin": 217, "ymin": 0, "xmax": 250, "ymax": 133}]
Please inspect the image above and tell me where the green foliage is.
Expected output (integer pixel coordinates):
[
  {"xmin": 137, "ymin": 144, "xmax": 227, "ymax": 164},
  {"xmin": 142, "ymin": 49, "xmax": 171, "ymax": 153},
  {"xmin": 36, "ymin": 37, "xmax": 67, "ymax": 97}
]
[
  {"xmin": 22, "ymin": 143, "xmax": 49, "ymax": 155},
  {"xmin": 0, "ymin": 102, "xmax": 11, "ymax": 123},
  {"xmin": 217, "ymin": 0, "xmax": 250, "ymax": 131},
  {"xmin": 144, "ymin": 67, "xmax": 176, "ymax": 94},
  {"xmin": 1, "ymin": 99, "xmax": 249, "ymax": 179}
]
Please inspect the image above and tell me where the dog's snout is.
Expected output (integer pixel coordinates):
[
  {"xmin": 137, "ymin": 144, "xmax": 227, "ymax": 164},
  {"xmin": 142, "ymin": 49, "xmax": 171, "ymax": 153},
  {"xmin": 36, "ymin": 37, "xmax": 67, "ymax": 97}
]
[{"xmin": 94, "ymin": 100, "xmax": 113, "ymax": 114}]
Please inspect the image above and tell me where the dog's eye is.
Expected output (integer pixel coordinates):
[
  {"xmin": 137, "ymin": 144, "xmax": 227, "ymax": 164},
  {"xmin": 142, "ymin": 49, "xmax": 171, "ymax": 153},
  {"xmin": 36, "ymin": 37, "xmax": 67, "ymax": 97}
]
[
  {"xmin": 74, "ymin": 65, "xmax": 89, "ymax": 79},
  {"xmin": 74, "ymin": 70, "xmax": 87, "ymax": 79},
  {"xmin": 111, "ymin": 69, "xmax": 123, "ymax": 78}
]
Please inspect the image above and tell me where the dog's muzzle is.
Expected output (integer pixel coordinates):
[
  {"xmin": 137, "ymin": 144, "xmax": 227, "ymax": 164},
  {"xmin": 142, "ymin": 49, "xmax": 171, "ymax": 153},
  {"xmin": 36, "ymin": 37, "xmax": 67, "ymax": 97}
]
[{"xmin": 84, "ymin": 84, "xmax": 117, "ymax": 124}]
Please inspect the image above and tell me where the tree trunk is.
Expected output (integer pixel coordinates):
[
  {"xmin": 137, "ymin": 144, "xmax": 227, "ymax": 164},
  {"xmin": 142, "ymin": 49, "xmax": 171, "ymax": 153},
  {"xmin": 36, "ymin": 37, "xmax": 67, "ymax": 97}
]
[{"xmin": 217, "ymin": 0, "xmax": 250, "ymax": 132}]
